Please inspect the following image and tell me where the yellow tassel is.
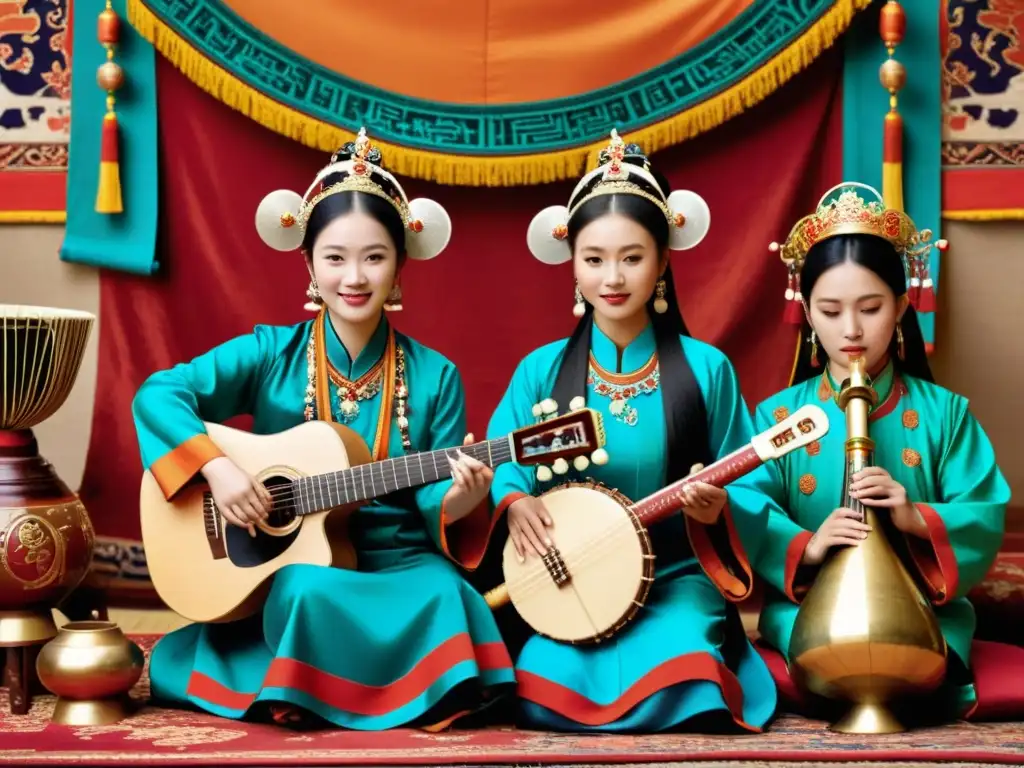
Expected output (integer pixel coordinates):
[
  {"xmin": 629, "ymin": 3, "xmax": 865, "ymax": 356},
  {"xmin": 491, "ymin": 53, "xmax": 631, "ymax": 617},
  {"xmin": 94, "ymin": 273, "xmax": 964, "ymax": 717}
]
[
  {"xmin": 96, "ymin": 112, "xmax": 124, "ymax": 214},
  {"xmin": 126, "ymin": 0, "xmax": 871, "ymax": 187}
]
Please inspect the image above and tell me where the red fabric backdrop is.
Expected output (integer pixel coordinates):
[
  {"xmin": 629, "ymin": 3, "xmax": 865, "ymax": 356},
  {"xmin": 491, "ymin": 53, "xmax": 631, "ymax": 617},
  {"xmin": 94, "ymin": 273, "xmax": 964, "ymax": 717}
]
[{"xmin": 79, "ymin": 52, "xmax": 843, "ymax": 541}]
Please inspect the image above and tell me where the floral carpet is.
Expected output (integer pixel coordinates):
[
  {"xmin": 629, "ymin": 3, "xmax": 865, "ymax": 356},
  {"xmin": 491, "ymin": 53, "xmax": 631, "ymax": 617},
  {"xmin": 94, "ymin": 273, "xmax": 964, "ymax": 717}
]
[{"xmin": 1, "ymin": 636, "xmax": 1023, "ymax": 766}]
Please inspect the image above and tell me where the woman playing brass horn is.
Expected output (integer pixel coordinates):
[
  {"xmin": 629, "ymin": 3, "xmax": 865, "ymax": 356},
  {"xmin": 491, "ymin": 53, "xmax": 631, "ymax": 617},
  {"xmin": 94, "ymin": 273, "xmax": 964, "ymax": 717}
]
[
  {"xmin": 483, "ymin": 131, "xmax": 779, "ymax": 733},
  {"xmin": 754, "ymin": 182, "xmax": 1011, "ymax": 721}
]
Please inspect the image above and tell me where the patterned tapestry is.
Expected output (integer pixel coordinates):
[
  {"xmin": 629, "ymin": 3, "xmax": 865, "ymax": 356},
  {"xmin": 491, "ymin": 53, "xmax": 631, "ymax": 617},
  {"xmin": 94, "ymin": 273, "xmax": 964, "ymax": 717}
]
[
  {"xmin": 0, "ymin": 0, "xmax": 71, "ymax": 221},
  {"xmin": 125, "ymin": 0, "xmax": 870, "ymax": 186},
  {"xmin": 942, "ymin": 0, "xmax": 1024, "ymax": 219}
]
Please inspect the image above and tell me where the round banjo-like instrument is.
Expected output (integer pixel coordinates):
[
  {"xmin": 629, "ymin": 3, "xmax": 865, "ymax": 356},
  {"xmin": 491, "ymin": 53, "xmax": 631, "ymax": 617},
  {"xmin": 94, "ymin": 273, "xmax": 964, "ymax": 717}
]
[{"xmin": 484, "ymin": 404, "xmax": 829, "ymax": 644}]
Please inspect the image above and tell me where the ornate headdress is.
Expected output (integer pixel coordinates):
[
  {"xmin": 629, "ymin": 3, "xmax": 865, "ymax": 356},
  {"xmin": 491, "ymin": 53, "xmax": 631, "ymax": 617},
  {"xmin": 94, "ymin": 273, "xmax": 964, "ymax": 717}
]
[
  {"xmin": 254, "ymin": 127, "xmax": 452, "ymax": 262},
  {"xmin": 526, "ymin": 129, "xmax": 711, "ymax": 266},
  {"xmin": 770, "ymin": 182, "xmax": 946, "ymax": 322}
]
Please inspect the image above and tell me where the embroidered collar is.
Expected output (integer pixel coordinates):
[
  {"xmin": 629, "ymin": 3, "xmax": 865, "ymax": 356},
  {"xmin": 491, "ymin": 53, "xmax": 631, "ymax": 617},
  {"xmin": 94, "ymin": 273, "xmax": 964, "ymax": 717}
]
[{"xmin": 591, "ymin": 321, "xmax": 657, "ymax": 374}]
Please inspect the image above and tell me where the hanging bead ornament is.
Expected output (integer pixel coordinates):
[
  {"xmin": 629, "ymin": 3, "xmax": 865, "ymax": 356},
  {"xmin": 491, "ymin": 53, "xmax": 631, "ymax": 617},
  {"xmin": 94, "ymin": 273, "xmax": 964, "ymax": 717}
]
[
  {"xmin": 393, "ymin": 345, "xmax": 412, "ymax": 450},
  {"xmin": 587, "ymin": 353, "xmax": 659, "ymax": 427}
]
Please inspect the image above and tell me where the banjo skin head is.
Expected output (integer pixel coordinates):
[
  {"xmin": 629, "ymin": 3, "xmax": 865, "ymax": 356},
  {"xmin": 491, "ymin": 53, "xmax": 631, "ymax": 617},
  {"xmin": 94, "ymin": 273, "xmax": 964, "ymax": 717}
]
[{"xmin": 501, "ymin": 481, "xmax": 654, "ymax": 644}]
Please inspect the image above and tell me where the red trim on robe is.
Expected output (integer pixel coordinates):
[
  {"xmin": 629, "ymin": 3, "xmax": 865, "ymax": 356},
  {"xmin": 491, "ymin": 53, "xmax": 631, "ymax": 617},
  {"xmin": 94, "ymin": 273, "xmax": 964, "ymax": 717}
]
[
  {"xmin": 687, "ymin": 503, "xmax": 753, "ymax": 601},
  {"xmin": 438, "ymin": 496, "xmax": 507, "ymax": 571},
  {"xmin": 784, "ymin": 531, "xmax": 814, "ymax": 603},
  {"xmin": 516, "ymin": 651, "xmax": 759, "ymax": 731},
  {"xmin": 186, "ymin": 634, "xmax": 512, "ymax": 716},
  {"xmin": 905, "ymin": 503, "xmax": 959, "ymax": 605},
  {"xmin": 869, "ymin": 376, "xmax": 905, "ymax": 423},
  {"xmin": 151, "ymin": 434, "xmax": 225, "ymax": 499}
]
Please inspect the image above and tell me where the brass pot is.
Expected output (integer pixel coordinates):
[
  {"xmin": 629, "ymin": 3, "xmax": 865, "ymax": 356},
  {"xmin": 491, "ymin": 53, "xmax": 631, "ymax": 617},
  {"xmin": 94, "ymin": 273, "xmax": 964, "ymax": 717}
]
[{"xmin": 36, "ymin": 620, "xmax": 144, "ymax": 725}]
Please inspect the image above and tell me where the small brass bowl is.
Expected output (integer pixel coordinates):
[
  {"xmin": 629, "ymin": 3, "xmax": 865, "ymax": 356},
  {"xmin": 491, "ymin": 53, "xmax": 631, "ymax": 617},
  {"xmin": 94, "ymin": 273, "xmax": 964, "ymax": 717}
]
[{"xmin": 36, "ymin": 620, "xmax": 145, "ymax": 725}]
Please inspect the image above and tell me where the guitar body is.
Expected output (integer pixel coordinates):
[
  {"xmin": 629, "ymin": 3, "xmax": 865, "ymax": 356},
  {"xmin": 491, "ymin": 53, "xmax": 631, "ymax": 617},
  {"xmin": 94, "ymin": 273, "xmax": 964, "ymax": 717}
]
[
  {"xmin": 140, "ymin": 421, "xmax": 372, "ymax": 624},
  {"xmin": 501, "ymin": 482, "xmax": 654, "ymax": 644}
]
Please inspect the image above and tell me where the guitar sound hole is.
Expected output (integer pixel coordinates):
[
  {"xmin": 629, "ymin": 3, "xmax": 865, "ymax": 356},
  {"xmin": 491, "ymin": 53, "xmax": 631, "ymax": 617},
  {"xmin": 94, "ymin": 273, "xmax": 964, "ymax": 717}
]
[
  {"xmin": 223, "ymin": 475, "xmax": 302, "ymax": 568},
  {"xmin": 263, "ymin": 475, "xmax": 299, "ymax": 529}
]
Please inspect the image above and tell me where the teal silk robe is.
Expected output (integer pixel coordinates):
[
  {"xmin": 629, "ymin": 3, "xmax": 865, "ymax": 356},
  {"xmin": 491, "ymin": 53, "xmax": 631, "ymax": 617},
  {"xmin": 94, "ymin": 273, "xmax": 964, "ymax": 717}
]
[
  {"xmin": 755, "ymin": 364, "xmax": 1008, "ymax": 717},
  {"xmin": 132, "ymin": 316, "xmax": 515, "ymax": 730},
  {"xmin": 486, "ymin": 323, "xmax": 778, "ymax": 732}
]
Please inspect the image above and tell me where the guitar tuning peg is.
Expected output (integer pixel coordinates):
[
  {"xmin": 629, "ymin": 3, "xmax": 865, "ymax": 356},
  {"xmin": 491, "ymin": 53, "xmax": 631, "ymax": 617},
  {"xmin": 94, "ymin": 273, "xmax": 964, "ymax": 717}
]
[
  {"xmin": 569, "ymin": 396, "xmax": 586, "ymax": 411},
  {"xmin": 536, "ymin": 465, "xmax": 553, "ymax": 483},
  {"xmin": 573, "ymin": 455, "xmax": 589, "ymax": 472},
  {"xmin": 541, "ymin": 398, "xmax": 558, "ymax": 416},
  {"xmin": 591, "ymin": 448, "xmax": 609, "ymax": 466},
  {"xmin": 531, "ymin": 403, "xmax": 543, "ymax": 418},
  {"xmin": 552, "ymin": 458, "xmax": 569, "ymax": 475}
]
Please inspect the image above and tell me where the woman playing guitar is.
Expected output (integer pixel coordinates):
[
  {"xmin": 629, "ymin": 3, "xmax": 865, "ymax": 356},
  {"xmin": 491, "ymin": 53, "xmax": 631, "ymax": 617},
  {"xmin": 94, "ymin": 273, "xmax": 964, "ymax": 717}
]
[
  {"xmin": 484, "ymin": 131, "xmax": 781, "ymax": 733},
  {"xmin": 131, "ymin": 129, "xmax": 514, "ymax": 729}
]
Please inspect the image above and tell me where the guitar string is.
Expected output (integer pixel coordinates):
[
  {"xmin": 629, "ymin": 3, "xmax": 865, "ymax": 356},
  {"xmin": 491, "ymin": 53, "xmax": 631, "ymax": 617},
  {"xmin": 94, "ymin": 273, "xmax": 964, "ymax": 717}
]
[{"xmin": 240, "ymin": 441, "xmax": 514, "ymax": 504}]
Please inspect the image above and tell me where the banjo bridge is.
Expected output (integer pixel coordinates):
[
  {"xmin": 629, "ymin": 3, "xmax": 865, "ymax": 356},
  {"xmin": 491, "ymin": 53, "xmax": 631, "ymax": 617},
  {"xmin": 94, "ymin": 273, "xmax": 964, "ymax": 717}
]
[{"xmin": 541, "ymin": 547, "xmax": 571, "ymax": 587}]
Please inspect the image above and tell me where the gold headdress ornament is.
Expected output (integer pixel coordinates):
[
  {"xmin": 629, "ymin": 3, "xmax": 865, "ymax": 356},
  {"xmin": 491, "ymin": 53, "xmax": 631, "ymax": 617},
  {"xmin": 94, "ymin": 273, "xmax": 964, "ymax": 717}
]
[
  {"xmin": 254, "ymin": 127, "xmax": 452, "ymax": 262},
  {"xmin": 770, "ymin": 182, "xmax": 947, "ymax": 324},
  {"xmin": 526, "ymin": 129, "xmax": 711, "ymax": 265}
]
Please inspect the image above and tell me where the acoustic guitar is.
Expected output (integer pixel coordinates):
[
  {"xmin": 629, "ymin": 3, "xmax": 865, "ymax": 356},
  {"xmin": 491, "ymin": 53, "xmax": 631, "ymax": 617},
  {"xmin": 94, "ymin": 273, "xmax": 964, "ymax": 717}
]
[
  {"xmin": 140, "ymin": 408, "xmax": 606, "ymax": 624},
  {"xmin": 483, "ymin": 404, "xmax": 829, "ymax": 644}
]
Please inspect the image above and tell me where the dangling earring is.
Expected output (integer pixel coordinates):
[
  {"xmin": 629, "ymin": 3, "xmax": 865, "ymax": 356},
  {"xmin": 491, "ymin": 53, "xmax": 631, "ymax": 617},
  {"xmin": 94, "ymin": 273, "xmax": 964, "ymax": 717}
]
[
  {"xmin": 572, "ymin": 282, "xmax": 586, "ymax": 318},
  {"xmin": 304, "ymin": 280, "xmax": 322, "ymax": 312},
  {"xmin": 384, "ymin": 282, "xmax": 403, "ymax": 312},
  {"xmin": 896, "ymin": 323, "xmax": 905, "ymax": 361},
  {"xmin": 809, "ymin": 330, "xmax": 820, "ymax": 368},
  {"xmin": 653, "ymin": 279, "xmax": 668, "ymax": 314}
]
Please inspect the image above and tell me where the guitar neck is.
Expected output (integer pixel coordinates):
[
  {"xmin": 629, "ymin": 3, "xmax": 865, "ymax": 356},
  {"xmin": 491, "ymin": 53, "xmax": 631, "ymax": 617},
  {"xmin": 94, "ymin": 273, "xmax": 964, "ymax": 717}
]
[
  {"xmin": 294, "ymin": 436, "xmax": 514, "ymax": 515},
  {"xmin": 630, "ymin": 444, "xmax": 763, "ymax": 527}
]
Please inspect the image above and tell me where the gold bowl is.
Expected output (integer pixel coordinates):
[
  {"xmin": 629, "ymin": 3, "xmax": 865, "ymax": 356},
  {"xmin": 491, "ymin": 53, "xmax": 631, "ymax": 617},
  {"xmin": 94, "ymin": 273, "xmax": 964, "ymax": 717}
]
[{"xmin": 36, "ymin": 620, "xmax": 144, "ymax": 725}]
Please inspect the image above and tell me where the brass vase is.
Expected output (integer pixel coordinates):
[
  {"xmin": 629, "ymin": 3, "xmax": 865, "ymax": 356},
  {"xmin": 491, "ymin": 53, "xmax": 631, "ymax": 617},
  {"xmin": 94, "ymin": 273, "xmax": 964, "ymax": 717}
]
[
  {"xmin": 36, "ymin": 620, "xmax": 144, "ymax": 725},
  {"xmin": 788, "ymin": 358, "xmax": 947, "ymax": 734}
]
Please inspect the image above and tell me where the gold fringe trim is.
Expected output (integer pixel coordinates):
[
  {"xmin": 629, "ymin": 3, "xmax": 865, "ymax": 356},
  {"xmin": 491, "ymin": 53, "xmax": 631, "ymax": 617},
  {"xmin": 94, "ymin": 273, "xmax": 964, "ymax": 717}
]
[
  {"xmin": 127, "ymin": 0, "xmax": 869, "ymax": 187},
  {"xmin": 942, "ymin": 208, "xmax": 1024, "ymax": 221},
  {"xmin": 0, "ymin": 210, "xmax": 66, "ymax": 223}
]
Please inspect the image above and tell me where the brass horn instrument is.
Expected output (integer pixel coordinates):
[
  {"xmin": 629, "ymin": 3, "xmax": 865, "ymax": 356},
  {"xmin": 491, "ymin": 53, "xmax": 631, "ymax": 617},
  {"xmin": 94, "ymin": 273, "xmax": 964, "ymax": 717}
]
[{"xmin": 788, "ymin": 358, "xmax": 947, "ymax": 734}]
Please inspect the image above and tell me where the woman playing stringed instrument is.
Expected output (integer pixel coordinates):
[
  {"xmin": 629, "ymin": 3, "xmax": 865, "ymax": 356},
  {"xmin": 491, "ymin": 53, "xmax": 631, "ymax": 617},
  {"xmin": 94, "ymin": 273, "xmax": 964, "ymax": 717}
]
[
  {"xmin": 484, "ymin": 131, "xmax": 780, "ymax": 732},
  {"xmin": 755, "ymin": 182, "xmax": 1017, "ymax": 723},
  {"xmin": 131, "ymin": 129, "xmax": 515, "ymax": 729}
]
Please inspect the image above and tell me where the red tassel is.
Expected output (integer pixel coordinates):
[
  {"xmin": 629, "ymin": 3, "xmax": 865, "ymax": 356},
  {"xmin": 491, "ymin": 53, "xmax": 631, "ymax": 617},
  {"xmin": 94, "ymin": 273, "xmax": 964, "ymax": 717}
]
[
  {"xmin": 917, "ymin": 279, "xmax": 936, "ymax": 313},
  {"xmin": 784, "ymin": 299, "xmax": 803, "ymax": 325}
]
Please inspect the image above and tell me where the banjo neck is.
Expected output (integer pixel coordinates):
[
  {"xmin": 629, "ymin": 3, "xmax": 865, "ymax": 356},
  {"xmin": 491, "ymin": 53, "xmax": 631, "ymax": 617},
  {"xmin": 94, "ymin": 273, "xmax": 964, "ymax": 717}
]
[
  {"xmin": 629, "ymin": 445, "xmax": 763, "ymax": 527},
  {"xmin": 629, "ymin": 403, "xmax": 830, "ymax": 527}
]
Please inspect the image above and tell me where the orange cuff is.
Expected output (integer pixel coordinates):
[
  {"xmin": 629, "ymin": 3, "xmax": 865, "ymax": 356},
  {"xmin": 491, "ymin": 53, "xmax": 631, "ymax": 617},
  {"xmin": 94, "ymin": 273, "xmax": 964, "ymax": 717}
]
[
  {"xmin": 784, "ymin": 530, "xmax": 814, "ymax": 603},
  {"xmin": 438, "ymin": 496, "xmax": 509, "ymax": 572},
  {"xmin": 687, "ymin": 503, "xmax": 754, "ymax": 602},
  {"xmin": 906, "ymin": 503, "xmax": 959, "ymax": 605},
  {"xmin": 150, "ymin": 434, "xmax": 224, "ymax": 499}
]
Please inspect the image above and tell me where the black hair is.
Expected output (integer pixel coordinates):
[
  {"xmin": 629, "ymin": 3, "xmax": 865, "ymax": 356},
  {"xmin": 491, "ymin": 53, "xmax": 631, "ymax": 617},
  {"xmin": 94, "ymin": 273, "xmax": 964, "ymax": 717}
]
[
  {"xmin": 550, "ymin": 147, "xmax": 712, "ymax": 481},
  {"xmin": 790, "ymin": 233, "xmax": 934, "ymax": 385},
  {"xmin": 302, "ymin": 142, "xmax": 407, "ymax": 258}
]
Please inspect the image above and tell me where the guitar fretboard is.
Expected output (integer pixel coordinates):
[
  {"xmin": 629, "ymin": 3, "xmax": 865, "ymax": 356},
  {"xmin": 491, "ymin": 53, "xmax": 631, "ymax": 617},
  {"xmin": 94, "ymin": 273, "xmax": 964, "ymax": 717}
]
[{"xmin": 292, "ymin": 436, "xmax": 515, "ymax": 515}]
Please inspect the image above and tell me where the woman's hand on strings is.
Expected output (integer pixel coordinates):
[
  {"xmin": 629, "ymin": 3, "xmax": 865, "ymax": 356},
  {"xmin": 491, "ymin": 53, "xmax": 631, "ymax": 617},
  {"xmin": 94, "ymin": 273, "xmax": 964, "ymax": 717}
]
[
  {"xmin": 508, "ymin": 496, "xmax": 554, "ymax": 562},
  {"xmin": 677, "ymin": 463, "xmax": 727, "ymax": 525},
  {"xmin": 201, "ymin": 456, "xmax": 272, "ymax": 537},
  {"xmin": 442, "ymin": 433, "xmax": 494, "ymax": 524},
  {"xmin": 802, "ymin": 507, "xmax": 872, "ymax": 566}
]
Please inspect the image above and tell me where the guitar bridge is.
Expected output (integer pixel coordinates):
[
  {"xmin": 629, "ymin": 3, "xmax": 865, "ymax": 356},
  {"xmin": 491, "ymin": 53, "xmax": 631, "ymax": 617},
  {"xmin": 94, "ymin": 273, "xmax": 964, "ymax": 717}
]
[
  {"xmin": 542, "ymin": 547, "xmax": 571, "ymax": 587},
  {"xmin": 203, "ymin": 492, "xmax": 227, "ymax": 560}
]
